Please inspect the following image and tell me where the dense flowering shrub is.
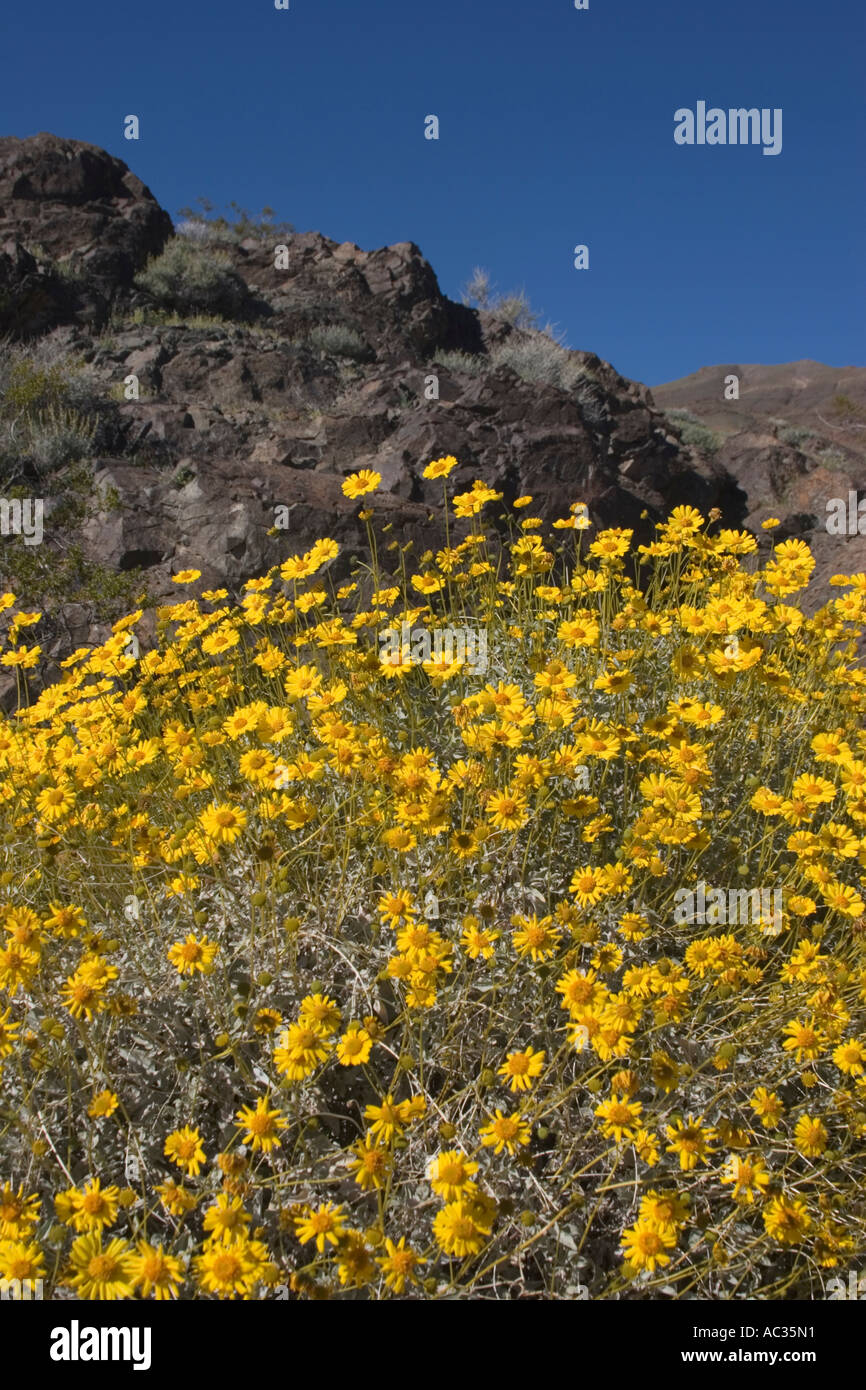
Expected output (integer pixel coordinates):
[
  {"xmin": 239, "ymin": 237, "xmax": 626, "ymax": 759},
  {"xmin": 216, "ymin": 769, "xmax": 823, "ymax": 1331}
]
[{"xmin": 1, "ymin": 460, "xmax": 865, "ymax": 1299}]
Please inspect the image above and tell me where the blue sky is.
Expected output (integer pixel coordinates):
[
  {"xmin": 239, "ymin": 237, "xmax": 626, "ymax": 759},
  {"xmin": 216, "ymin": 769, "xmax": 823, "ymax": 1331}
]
[{"xmin": 4, "ymin": 0, "xmax": 863, "ymax": 385}]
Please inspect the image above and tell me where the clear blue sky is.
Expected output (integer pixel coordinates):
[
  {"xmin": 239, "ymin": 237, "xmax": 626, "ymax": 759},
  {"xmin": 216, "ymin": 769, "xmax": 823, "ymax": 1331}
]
[{"xmin": 3, "ymin": 0, "xmax": 863, "ymax": 385}]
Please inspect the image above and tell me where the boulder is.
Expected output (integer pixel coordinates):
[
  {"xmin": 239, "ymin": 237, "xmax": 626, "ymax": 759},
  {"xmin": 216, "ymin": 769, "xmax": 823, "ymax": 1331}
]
[{"xmin": 0, "ymin": 132, "xmax": 172, "ymax": 333}]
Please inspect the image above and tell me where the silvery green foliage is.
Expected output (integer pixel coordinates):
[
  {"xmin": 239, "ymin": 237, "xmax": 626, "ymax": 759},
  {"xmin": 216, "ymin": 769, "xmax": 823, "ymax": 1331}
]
[
  {"xmin": 489, "ymin": 335, "xmax": 598, "ymax": 394},
  {"xmin": 778, "ymin": 426, "xmax": 815, "ymax": 448},
  {"xmin": 433, "ymin": 350, "xmax": 490, "ymax": 377},
  {"xmin": 25, "ymin": 403, "xmax": 97, "ymax": 474},
  {"xmin": 666, "ymin": 409, "xmax": 723, "ymax": 458},
  {"xmin": 135, "ymin": 238, "xmax": 251, "ymax": 320},
  {"xmin": 0, "ymin": 337, "xmax": 105, "ymax": 479},
  {"xmin": 306, "ymin": 324, "xmax": 371, "ymax": 361},
  {"xmin": 176, "ymin": 218, "xmax": 221, "ymax": 244}
]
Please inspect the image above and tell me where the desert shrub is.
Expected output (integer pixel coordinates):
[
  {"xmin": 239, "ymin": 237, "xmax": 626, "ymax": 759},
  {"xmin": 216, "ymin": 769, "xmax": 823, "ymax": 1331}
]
[
  {"xmin": 135, "ymin": 239, "xmax": 252, "ymax": 320},
  {"xmin": 489, "ymin": 335, "xmax": 595, "ymax": 398},
  {"xmin": 461, "ymin": 266, "xmax": 568, "ymax": 340},
  {"xmin": 461, "ymin": 268, "xmax": 540, "ymax": 330},
  {"xmin": 0, "ymin": 340, "xmax": 105, "ymax": 480},
  {"xmin": 51, "ymin": 259, "xmax": 89, "ymax": 289},
  {"xmin": 490, "ymin": 335, "xmax": 568, "ymax": 387},
  {"xmin": 20, "ymin": 244, "xmax": 88, "ymax": 288},
  {"xmin": 817, "ymin": 448, "xmax": 849, "ymax": 470},
  {"xmin": 0, "ymin": 354, "xmax": 69, "ymax": 418},
  {"xmin": 434, "ymin": 349, "xmax": 490, "ymax": 377},
  {"xmin": 490, "ymin": 291, "xmax": 539, "ymax": 331},
  {"xmin": 683, "ymin": 422, "xmax": 722, "ymax": 456},
  {"xmin": 1, "ymin": 484, "xmax": 865, "ymax": 1301},
  {"xmin": 666, "ymin": 410, "xmax": 723, "ymax": 458},
  {"xmin": 23, "ymin": 403, "xmax": 97, "ymax": 473},
  {"xmin": 0, "ymin": 339, "xmax": 101, "ymax": 417},
  {"xmin": 832, "ymin": 394, "xmax": 866, "ymax": 422},
  {"xmin": 778, "ymin": 426, "xmax": 816, "ymax": 448},
  {"xmin": 121, "ymin": 306, "xmax": 231, "ymax": 333},
  {"xmin": 0, "ymin": 464, "xmax": 144, "ymax": 627},
  {"xmin": 175, "ymin": 219, "xmax": 228, "ymax": 245},
  {"xmin": 305, "ymin": 324, "xmax": 370, "ymax": 361},
  {"xmin": 176, "ymin": 198, "xmax": 296, "ymax": 244},
  {"xmin": 461, "ymin": 266, "xmax": 495, "ymax": 311},
  {"xmin": 0, "ymin": 539, "xmax": 144, "ymax": 627}
]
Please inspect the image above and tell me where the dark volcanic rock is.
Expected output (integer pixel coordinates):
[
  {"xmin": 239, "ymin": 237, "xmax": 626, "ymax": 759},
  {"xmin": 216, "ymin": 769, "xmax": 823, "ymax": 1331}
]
[
  {"xmin": 0, "ymin": 132, "xmax": 172, "ymax": 333},
  {"xmin": 0, "ymin": 239, "xmax": 71, "ymax": 337}
]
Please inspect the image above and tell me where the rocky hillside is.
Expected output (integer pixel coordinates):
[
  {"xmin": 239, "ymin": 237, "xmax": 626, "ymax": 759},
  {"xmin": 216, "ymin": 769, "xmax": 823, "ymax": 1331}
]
[
  {"xmin": 0, "ymin": 133, "xmax": 861, "ymax": 695},
  {"xmin": 653, "ymin": 362, "xmax": 866, "ymax": 596}
]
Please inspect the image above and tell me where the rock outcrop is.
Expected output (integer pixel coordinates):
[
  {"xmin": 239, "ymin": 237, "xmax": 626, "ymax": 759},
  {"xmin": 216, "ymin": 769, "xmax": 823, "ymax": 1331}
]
[
  {"xmin": 2, "ymin": 133, "xmax": 860, "ymax": 699},
  {"xmin": 0, "ymin": 133, "xmax": 172, "ymax": 333}
]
